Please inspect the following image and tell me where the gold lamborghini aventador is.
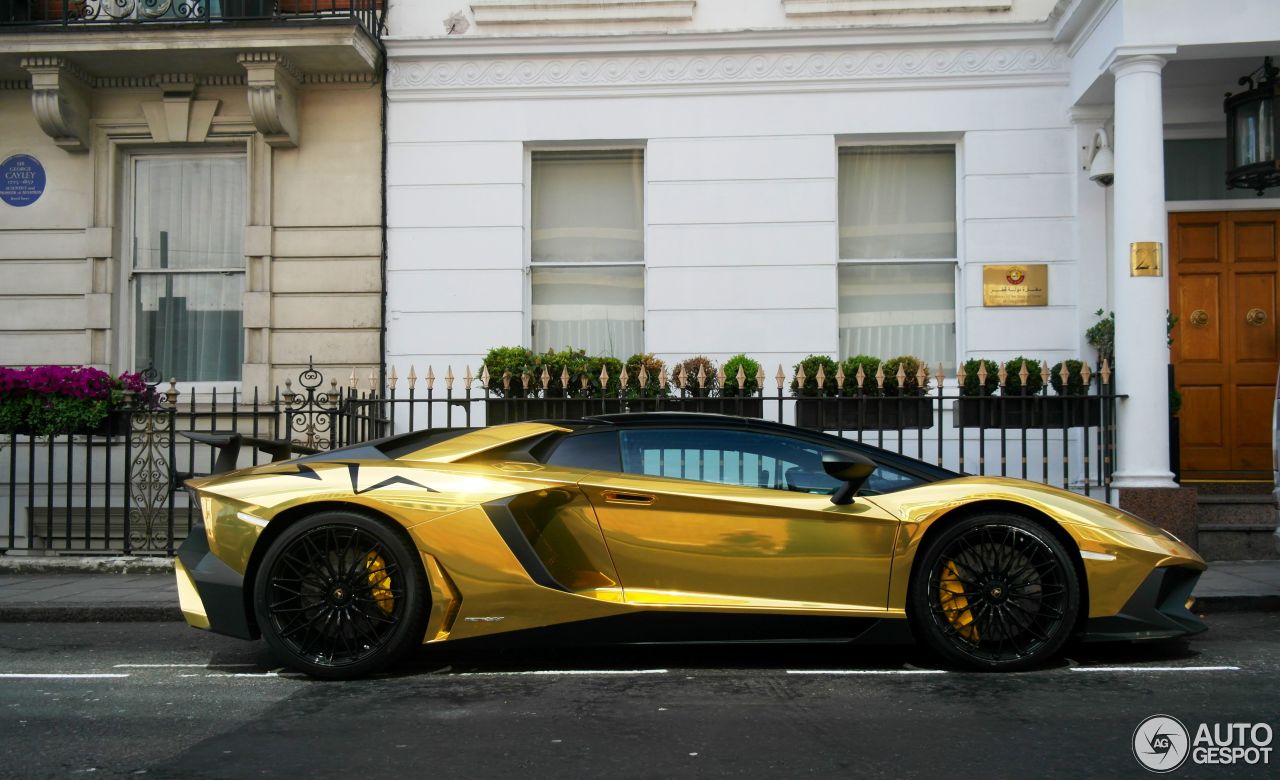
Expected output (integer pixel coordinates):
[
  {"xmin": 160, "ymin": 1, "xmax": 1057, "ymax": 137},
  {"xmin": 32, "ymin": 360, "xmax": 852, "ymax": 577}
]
[{"xmin": 176, "ymin": 412, "xmax": 1207, "ymax": 678}]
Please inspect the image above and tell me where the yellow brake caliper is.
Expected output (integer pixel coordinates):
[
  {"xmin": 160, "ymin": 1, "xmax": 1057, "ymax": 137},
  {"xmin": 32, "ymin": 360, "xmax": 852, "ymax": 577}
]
[
  {"xmin": 940, "ymin": 561, "xmax": 979, "ymax": 641},
  {"xmin": 366, "ymin": 552, "xmax": 394, "ymax": 615}
]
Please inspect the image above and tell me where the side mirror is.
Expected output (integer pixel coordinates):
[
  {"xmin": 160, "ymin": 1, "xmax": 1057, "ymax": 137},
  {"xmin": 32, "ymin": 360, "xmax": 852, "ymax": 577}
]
[{"xmin": 822, "ymin": 450, "xmax": 876, "ymax": 505}]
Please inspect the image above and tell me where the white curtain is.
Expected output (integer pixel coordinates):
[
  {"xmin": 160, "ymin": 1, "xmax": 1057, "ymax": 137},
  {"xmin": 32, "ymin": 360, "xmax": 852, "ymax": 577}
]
[
  {"xmin": 133, "ymin": 157, "xmax": 246, "ymax": 381},
  {"xmin": 838, "ymin": 263, "xmax": 956, "ymax": 372},
  {"xmin": 838, "ymin": 146, "xmax": 956, "ymax": 259},
  {"xmin": 532, "ymin": 266, "xmax": 644, "ymax": 359},
  {"xmin": 531, "ymin": 150, "xmax": 644, "ymax": 262}
]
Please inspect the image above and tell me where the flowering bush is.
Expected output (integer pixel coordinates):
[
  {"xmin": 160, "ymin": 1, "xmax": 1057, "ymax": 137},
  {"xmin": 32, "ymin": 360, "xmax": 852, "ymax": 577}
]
[{"xmin": 0, "ymin": 366, "xmax": 155, "ymax": 436}]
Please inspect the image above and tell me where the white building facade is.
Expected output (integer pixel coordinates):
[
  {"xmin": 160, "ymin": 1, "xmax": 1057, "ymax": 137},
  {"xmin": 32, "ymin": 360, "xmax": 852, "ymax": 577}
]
[{"xmin": 384, "ymin": 0, "xmax": 1280, "ymax": 491}]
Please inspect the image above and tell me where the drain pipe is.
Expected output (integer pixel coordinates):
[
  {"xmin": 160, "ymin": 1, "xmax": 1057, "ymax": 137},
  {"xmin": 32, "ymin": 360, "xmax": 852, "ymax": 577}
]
[{"xmin": 377, "ymin": 8, "xmax": 389, "ymax": 397}]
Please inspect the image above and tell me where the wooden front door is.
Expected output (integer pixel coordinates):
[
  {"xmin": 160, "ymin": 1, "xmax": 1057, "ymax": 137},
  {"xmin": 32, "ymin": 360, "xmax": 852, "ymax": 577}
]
[{"xmin": 1170, "ymin": 211, "xmax": 1280, "ymax": 479}]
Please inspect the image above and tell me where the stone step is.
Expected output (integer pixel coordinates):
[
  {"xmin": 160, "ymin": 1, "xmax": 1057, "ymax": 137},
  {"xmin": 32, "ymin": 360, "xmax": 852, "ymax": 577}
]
[
  {"xmin": 1194, "ymin": 494, "xmax": 1279, "ymax": 526},
  {"xmin": 1197, "ymin": 526, "xmax": 1279, "ymax": 562}
]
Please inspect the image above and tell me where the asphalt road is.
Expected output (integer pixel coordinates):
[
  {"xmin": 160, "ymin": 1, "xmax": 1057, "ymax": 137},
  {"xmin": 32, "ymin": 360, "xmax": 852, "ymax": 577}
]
[{"xmin": 1, "ymin": 613, "xmax": 1277, "ymax": 779}]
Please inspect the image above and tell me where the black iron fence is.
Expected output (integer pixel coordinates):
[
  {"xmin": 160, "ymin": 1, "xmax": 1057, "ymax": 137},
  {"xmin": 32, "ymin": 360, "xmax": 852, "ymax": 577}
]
[
  {"xmin": 0, "ymin": 1, "xmax": 381, "ymax": 38},
  {"xmin": 0, "ymin": 359, "xmax": 1122, "ymax": 556}
]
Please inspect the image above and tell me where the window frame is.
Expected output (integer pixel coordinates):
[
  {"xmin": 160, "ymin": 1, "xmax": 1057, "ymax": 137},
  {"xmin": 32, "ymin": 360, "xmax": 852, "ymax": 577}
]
[
  {"xmin": 524, "ymin": 144, "xmax": 648, "ymax": 357},
  {"xmin": 834, "ymin": 139, "xmax": 964, "ymax": 367},
  {"xmin": 611, "ymin": 425, "xmax": 938, "ymax": 496},
  {"xmin": 120, "ymin": 148, "xmax": 250, "ymax": 394}
]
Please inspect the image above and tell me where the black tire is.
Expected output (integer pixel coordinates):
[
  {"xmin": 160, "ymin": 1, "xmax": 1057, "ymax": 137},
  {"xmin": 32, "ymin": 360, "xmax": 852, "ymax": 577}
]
[
  {"xmin": 253, "ymin": 510, "xmax": 429, "ymax": 679},
  {"xmin": 907, "ymin": 514, "xmax": 1080, "ymax": 672}
]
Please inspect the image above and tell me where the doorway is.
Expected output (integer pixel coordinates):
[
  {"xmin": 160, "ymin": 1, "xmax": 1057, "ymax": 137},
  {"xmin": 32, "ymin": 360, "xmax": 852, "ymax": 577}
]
[{"xmin": 1169, "ymin": 210, "xmax": 1280, "ymax": 480}]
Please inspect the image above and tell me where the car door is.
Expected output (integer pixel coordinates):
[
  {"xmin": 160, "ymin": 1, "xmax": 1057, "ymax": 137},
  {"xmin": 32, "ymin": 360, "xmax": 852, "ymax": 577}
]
[{"xmin": 575, "ymin": 426, "xmax": 902, "ymax": 613}]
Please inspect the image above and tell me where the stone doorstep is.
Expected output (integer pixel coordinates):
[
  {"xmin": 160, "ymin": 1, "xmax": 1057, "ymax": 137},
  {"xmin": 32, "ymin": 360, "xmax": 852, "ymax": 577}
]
[{"xmin": 1194, "ymin": 497, "xmax": 1278, "ymax": 527}]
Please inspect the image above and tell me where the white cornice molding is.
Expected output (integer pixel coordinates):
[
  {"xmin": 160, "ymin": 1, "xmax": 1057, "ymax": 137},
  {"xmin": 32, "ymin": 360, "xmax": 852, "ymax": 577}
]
[
  {"xmin": 471, "ymin": 0, "xmax": 696, "ymax": 25},
  {"xmin": 782, "ymin": 1, "xmax": 1012, "ymax": 17},
  {"xmin": 388, "ymin": 41, "xmax": 1069, "ymax": 97},
  {"xmin": 384, "ymin": 19, "xmax": 1057, "ymax": 54}
]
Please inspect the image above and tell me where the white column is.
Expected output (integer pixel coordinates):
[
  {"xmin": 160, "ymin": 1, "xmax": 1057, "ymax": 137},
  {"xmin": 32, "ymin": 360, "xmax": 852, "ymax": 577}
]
[{"xmin": 1110, "ymin": 54, "xmax": 1176, "ymax": 489}]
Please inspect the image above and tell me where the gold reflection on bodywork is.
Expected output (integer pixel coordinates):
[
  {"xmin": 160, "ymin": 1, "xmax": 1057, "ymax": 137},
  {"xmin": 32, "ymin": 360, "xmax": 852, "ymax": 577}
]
[
  {"xmin": 175, "ymin": 558, "xmax": 210, "ymax": 630},
  {"xmin": 579, "ymin": 472, "xmax": 901, "ymax": 612},
  {"xmin": 869, "ymin": 476, "xmax": 1206, "ymax": 617},
  {"xmin": 422, "ymin": 553, "xmax": 461, "ymax": 642}
]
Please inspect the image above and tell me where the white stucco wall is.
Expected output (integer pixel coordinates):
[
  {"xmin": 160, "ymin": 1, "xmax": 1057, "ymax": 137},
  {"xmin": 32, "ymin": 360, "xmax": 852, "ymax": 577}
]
[{"xmin": 384, "ymin": 36, "xmax": 1084, "ymax": 379}]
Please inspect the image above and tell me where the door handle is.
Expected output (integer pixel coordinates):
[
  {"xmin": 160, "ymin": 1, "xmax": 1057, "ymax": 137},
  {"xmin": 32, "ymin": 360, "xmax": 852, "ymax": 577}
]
[
  {"xmin": 602, "ymin": 491, "xmax": 655, "ymax": 505},
  {"xmin": 1246, "ymin": 308, "xmax": 1267, "ymax": 327}
]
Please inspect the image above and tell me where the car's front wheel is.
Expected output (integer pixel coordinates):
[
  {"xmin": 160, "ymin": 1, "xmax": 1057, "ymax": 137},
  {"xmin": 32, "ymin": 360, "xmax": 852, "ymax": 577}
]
[
  {"xmin": 908, "ymin": 514, "xmax": 1080, "ymax": 671},
  {"xmin": 253, "ymin": 510, "xmax": 428, "ymax": 679}
]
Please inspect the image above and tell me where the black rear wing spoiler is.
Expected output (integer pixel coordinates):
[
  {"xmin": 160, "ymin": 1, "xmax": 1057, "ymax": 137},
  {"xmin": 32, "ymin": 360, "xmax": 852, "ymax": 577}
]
[{"xmin": 175, "ymin": 431, "xmax": 321, "ymax": 488}]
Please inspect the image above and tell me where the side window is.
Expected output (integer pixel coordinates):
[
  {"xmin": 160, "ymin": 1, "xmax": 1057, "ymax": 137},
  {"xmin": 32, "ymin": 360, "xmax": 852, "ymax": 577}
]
[
  {"xmin": 859, "ymin": 463, "xmax": 924, "ymax": 496},
  {"xmin": 544, "ymin": 430, "xmax": 622, "ymax": 472},
  {"xmin": 618, "ymin": 428, "xmax": 843, "ymax": 494}
]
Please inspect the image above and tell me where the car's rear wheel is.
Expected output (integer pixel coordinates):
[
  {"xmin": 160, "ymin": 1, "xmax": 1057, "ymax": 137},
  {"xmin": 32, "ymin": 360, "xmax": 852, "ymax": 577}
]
[
  {"xmin": 253, "ymin": 510, "xmax": 428, "ymax": 679},
  {"xmin": 908, "ymin": 514, "xmax": 1080, "ymax": 671}
]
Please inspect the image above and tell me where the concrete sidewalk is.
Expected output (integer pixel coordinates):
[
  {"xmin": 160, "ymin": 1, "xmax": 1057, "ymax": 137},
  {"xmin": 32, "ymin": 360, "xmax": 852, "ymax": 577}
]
[{"xmin": 0, "ymin": 558, "xmax": 1277, "ymax": 622}]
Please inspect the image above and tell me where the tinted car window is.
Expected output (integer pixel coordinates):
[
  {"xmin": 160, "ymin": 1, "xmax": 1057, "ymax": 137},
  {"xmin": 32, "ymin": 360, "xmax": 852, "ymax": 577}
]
[
  {"xmin": 544, "ymin": 430, "xmax": 622, "ymax": 472},
  {"xmin": 619, "ymin": 428, "xmax": 844, "ymax": 494}
]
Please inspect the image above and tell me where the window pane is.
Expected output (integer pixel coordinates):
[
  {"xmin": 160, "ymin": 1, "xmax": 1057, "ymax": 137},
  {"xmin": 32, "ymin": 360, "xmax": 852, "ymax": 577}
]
[
  {"xmin": 838, "ymin": 146, "xmax": 956, "ymax": 259},
  {"xmin": 545, "ymin": 431, "xmax": 622, "ymax": 472},
  {"xmin": 532, "ymin": 150, "xmax": 644, "ymax": 262},
  {"xmin": 135, "ymin": 273, "xmax": 244, "ymax": 381},
  {"xmin": 1164, "ymin": 139, "xmax": 1255, "ymax": 201},
  {"xmin": 532, "ymin": 265, "xmax": 643, "ymax": 358},
  {"xmin": 132, "ymin": 156, "xmax": 246, "ymax": 381},
  {"xmin": 133, "ymin": 157, "xmax": 246, "ymax": 270},
  {"xmin": 619, "ymin": 428, "xmax": 842, "ymax": 494},
  {"xmin": 839, "ymin": 263, "xmax": 955, "ymax": 372}
]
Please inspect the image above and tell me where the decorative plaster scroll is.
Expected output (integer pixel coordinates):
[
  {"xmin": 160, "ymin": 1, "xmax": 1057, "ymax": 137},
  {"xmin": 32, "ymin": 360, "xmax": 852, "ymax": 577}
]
[
  {"xmin": 237, "ymin": 52, "xmax": 301, "ymax": 149},
  {"xmin": 471, "ymin": 0, "xmax": 695, "ymax": 25},
  {"xmin": 20, "ymin": 57, "xmax": 93, "ymax": 151},
  {"xmin": 389, "ymin": 43, "xmax": 1068, "ymax": 93},
  {"xmin": 782, "ymin": 0, "xmax": 1011, "ymax": 16}
]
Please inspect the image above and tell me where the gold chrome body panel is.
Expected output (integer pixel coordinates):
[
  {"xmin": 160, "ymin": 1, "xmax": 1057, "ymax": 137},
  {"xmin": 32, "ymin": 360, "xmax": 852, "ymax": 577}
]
[
  {"xmin": 178, "ymin": 422, "xmax": 1206, "ymax": 645},
  {"xmin": 869, "ymin": 477, "xmax": 1205, "ymax": 618}
]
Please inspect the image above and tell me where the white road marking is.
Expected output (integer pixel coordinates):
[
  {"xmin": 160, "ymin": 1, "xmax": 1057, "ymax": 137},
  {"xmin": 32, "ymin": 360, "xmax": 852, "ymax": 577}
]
[
  {"xmin": 113, "ymin": 664, "xmax": 257, "ymax": 669},
  {"xmin": 787, "ymin": 669, "xmax": 948, "ymax": 675},
  {"xmin": 1070, "ymin": 665, "xmax": 1241, "ymax": 672},
  {"xmin": 453, "ymin": 669, "xmax": 669, "ymax": 676},
  {"xmin": 0, "ymin": 674, "xmax": 130, "ymax": 680}
]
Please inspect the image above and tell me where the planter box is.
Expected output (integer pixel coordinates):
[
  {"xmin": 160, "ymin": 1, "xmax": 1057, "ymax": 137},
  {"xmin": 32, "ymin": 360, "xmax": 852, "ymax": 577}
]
[
  {"xmin": 87, "ymin": 409, "xmax": 132, "ymax": 438},
  {"xmin": 2, "ymin": 409, "xmax": 132, "ymax": 438},
  {"xmin": 795, "ymin": 397, "xmax": 934, "ymax": 431},
  {"xmin": 485, "ymin": 396, "xmax": 766, "ymax": 424},
  {"xmin": 951, "ymin": 397, "xmax": 1104, "ymax": 429}
]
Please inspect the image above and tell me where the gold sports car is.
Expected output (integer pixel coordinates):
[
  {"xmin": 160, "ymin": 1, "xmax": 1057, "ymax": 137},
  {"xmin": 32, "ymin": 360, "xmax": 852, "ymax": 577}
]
[{"xmin": 176, "ymin": 412, "xmax": 1207, "ymax": 678}]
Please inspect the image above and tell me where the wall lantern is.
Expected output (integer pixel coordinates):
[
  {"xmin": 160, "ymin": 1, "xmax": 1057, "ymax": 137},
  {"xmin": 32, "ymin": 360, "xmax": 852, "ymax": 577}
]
[
  {"xmin": 1224, "ymin": 57, "xmax": 1279, "ymax": 195},
  {"xmin": 1087, "ymin": 127, "xmax": 1114, "ymax": 187}
]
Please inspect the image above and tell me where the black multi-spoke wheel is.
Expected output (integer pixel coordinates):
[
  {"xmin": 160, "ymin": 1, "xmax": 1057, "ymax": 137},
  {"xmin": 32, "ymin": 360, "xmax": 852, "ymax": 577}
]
[
  {"xmin": 908, "ymin": 514, "xmax": 1080, "ymax": 671},
  {"xmin": 253, "ymin": 511, "xmax": 428, "ymax": 679}
]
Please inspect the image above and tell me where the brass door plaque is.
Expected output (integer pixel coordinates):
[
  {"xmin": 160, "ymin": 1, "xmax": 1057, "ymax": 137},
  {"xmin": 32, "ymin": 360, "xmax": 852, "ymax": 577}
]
[
  {"xmin": 1130, "ymin": 241, "xmax": 1163, "ymax": 276},
  {"xmin": 982, "ymin": 264, "xmax": 1048, "ymax": 307}
]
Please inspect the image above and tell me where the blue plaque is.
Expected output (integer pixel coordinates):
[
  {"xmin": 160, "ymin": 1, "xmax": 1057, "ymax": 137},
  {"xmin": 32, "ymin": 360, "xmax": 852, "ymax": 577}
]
[{"xmin": 0, "ymin": 154, "xmax": 46, "ymax": 207}]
